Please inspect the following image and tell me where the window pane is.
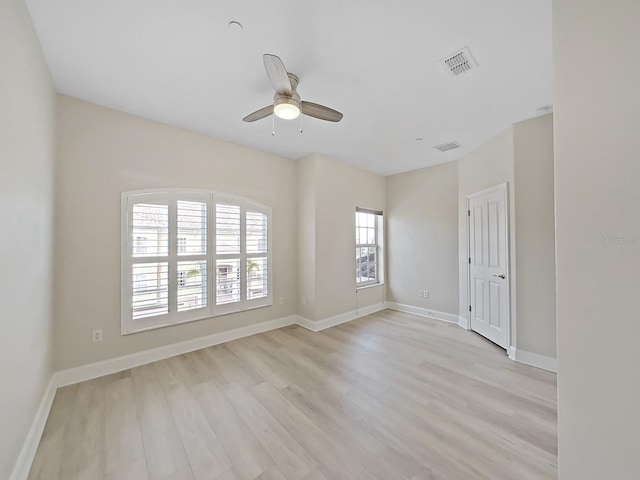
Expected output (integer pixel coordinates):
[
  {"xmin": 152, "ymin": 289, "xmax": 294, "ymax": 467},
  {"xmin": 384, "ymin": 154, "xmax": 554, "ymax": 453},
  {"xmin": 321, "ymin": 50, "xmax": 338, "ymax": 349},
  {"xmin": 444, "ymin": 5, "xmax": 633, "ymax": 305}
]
[
  {"xmin": 132, "ymin": 262, "xmax": 168, "ymax": 319},
  {"xmin": 368, "ymin": 262, "xmax": 377, "ymax": 281},
  {"xmin": 366, "ymin": 213, "xmax": 375, "ymax": 228},
  {"xmin": 357, "ymin": 262, "xmax": 368, "ymax": 283},
  {"xmin": 366, "ymin": 227, "xmax": 376, "ymax": 244},
  {"xmin": 177, "ymin": 201, "xmax": 207, "ymax": 256},
  {"xmin": 356, "ymin": 212, "xmax": 366, "ymax": 227},
  {"xmin": 216, "ymin": 204, "xmax": 240, "ymax": 254},
  {"xmin": 216, "ymin": 259, "xmax": 240, "ymax": 305},
  {"xmin": 358, "ymin": 227, "xmax": 368, "ymax": 245},
  {"xmin": 246, "ymin": 211, "xmax": 267, "ymax": 254},
  {"xmin": 177, "ymin": 261, "xmax": 207, "ymax": 312},
  {"xmin": 247, "ymin": 257, "xmax": 268, "ymax": 300},
  {"xmin": 132, "ymin": 204, "xmax": 168, "ymax": 257}
]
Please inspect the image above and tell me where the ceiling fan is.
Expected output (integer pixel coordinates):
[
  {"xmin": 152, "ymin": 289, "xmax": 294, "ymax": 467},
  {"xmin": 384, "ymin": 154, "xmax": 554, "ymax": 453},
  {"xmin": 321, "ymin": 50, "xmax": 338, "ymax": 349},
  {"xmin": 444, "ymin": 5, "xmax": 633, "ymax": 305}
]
[{"xmin": 243, "ymin": 54, "xmax": 343, "ymax": 123}]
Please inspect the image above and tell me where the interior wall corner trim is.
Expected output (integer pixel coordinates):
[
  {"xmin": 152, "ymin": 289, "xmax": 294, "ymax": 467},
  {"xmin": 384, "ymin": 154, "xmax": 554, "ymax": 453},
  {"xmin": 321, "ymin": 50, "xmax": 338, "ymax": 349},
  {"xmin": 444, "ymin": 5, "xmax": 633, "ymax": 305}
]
[
  {"xmin": 296, "ymin": 302, "xmax": 386, "ymax": 332},
  {"xmin": 9, "ymin": 377, "xmax": 57, "ymax": 480},
  {"xmin": 384, "ymin": 301, "xmax": 461, "ymax": 326}
]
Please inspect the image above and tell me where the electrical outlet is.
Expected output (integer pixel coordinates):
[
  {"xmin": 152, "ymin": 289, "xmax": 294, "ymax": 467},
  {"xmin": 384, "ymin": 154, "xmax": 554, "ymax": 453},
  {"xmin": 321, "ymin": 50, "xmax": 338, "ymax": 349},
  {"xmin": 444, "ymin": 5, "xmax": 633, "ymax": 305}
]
[
  {"xmin": 279, "ymin": 297, "xmax": 284, "ymax": 305},
  {"xmin": 92, "ymin": 329, "xmax": 103, "ymax": 343},
  {"xmin": 423, "ymin": 290, "xmax": 429, "ymax": 299},
  {"xmin": 301, "ymin": 296, "xmax": 306, "ymax": 305}
]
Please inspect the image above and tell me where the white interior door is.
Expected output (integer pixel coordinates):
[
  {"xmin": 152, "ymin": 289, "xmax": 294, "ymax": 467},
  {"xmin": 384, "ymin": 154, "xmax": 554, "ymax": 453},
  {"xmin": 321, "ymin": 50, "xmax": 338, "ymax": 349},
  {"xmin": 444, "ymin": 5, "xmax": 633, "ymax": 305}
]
[{"xmin": 468, "ymin": 184, "xmax": 510, "ymax": 350}]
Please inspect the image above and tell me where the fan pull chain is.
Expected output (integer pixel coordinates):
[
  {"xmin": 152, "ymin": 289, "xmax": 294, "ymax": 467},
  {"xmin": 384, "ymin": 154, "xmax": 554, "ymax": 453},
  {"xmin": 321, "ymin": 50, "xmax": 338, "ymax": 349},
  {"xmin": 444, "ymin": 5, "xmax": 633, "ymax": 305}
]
[
  {"xmin": 299, "ymin": 113, "xmax": 303, "ymax": 134},
  {"xmin": 271, "ymin": 114, "xmax": 276, "ymax": 136}
]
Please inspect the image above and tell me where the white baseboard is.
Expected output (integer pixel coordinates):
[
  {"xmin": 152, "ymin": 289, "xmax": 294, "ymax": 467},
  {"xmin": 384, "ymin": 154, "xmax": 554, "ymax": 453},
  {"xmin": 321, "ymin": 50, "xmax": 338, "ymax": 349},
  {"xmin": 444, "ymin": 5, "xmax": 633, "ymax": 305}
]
[
  {"xmin": 384, "ymin": 301, "xmax": 461, "ymax": 326},
  {"xmin": 9, "ymin": 377, "xmax": 57, "ymax": 480},
  {"xmin": 296, "ymin": 302, "xmax": 386, "ymax": 332},
  {"xmin": 53, "ymin": 315, "xmax": 298, "ymax": 388},
  {"xmin": 457, "ymin": 315, "xmax": 469, "ymax": 329},
  {"xmin": 509, "ymin": 346, "xmax": 557, "ymax": 373}
]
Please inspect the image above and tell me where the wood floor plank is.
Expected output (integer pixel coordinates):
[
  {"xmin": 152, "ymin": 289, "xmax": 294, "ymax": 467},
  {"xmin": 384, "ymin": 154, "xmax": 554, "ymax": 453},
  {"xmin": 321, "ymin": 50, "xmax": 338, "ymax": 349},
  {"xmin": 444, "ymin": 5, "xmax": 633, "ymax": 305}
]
[
  {"xmin": 278, "ymin": 382, "xmax": 416, "ymax": 479},
  {"xmin": 225, "ymin": 339, "xmax": 290, "ymax": 390},
  {"xmin": 213, "ymin": 468, "xmax": 243, "ymax": 480},
  {"xmin": 159, "ymin": 466, "xmax": 195, "ymax": 480},
  {"xmin": 103, "ymin": 376, "xmax": 145, "ymax": 476},
  {"xmin": 154, "ymin": 359, "xmax": 232, "ymax": 480},
  {"xmin": 302, "ymin": 467, "xmax": 330, "ymax": 480},
  {"xmin": 355, "ymin": 471, "xmax": 381, "ymax": 480},
  {"xmin": 130, "ymin": 363, "xmax": 190, "ymax": 480},
  {"xmin": 255, "ymin": 465, "xmax": 288, "ymax": 480},
  {"xmin": 104, "ymin": 457, "xmax": 149, "ymax": 480},
  {"xmin": 56, "ymin": 378, "xmax": 106, "ymax": 480},
  {"xmin": 222, "ymin": 382, "xmax": 317, "ymax": 479},
  {"xmin": 252, "ymin": 381, "xmax": 364, "ymax": 480},
  {"xmin": 193, "ymin": 379, "xmax": 274, "ymax": 480},
  {"xmin": 29, "ymin": 310, "xmax": 557, "ymax": 480},
  {"xmin": 199, "ymin": 344, "xmax": 264, "ymax": 389}
]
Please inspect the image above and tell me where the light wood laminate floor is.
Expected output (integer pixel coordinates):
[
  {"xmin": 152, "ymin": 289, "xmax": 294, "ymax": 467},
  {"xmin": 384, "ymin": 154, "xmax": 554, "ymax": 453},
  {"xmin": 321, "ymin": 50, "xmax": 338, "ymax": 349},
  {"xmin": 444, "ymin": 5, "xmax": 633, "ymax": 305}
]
[{"xmin": 29, "ymin": 310, "xmax": 557, "ymax": 480}]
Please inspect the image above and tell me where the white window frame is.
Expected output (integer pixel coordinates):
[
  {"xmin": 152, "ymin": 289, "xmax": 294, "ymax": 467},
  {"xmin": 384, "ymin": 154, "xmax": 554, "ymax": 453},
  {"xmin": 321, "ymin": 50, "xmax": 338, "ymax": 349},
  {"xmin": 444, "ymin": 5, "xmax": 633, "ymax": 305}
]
[
  {"xmin": 121, "ymin": 188, "xmax": 272, "ymax": 335},
  {"xmin": 355, "ymin": 207, "xmax": 384, "ymax": 288}
]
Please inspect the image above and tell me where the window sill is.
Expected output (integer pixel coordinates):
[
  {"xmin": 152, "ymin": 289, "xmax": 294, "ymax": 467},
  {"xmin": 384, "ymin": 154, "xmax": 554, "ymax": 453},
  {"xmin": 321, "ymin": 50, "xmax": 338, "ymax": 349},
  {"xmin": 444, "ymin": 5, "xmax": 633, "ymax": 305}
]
[{"xmin": 357, "ymin": 282, "xmax": 385, "ymax": 291}]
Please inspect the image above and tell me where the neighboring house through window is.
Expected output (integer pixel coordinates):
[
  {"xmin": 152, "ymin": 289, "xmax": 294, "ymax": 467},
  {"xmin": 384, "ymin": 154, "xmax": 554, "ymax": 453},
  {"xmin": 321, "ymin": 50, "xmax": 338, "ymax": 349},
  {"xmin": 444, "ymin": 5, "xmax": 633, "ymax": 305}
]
[
  {"xmin": 133, "ymin": 236, "xmax": 148, "ymax": 255},
  {"xmin": 177, "ymin": 236, "xmax": 187, "ymax": 254}
]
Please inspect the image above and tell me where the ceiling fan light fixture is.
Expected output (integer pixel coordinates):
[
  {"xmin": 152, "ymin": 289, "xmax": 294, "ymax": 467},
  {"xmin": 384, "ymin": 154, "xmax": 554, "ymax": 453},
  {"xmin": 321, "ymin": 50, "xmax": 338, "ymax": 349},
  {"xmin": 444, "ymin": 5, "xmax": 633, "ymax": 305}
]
[
  {"xmin": 243, "ymin": 54, "xmax": 342, "ymax": 123},
  {"xmin": 273, "ymin": 97, "xmax": 300, "ymax": 120}
]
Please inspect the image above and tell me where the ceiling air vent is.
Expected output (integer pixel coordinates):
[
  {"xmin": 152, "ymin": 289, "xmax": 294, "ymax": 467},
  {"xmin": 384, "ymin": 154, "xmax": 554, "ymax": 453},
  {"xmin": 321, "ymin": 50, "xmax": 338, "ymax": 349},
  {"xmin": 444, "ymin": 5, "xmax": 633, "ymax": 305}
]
[
  {"xmin": 441, "ymin": 47, "xmax": 478, "ymax": 76},
  {"xmin": 434, "ymin": 141, "xmax": 462, "ymax": 152}
]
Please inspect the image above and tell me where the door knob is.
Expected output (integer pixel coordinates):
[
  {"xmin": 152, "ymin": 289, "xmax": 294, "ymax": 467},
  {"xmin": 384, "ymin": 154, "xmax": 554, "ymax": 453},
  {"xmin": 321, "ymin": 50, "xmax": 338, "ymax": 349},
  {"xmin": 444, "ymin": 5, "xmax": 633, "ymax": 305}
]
[{"xmin": 492, "ymin": 274, "xmax": 506, "ymax": 279}]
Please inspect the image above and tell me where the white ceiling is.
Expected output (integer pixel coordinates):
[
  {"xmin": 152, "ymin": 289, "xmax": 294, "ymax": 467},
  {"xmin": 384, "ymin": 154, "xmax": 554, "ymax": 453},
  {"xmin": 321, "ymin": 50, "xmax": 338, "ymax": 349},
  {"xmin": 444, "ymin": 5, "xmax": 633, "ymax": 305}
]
[{"xmin": 26, "ymin": 0, "xmax": 552, "ymax": 176}]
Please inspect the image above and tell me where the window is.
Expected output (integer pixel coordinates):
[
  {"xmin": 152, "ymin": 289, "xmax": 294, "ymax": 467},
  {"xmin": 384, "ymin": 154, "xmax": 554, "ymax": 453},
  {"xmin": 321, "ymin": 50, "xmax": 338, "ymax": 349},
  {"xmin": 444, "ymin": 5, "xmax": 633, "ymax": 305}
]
[
  {"xmin": 355, "ymin": 207, "xmax": 383, "ymax": 287},
  {"xmin": 121, "ymin": 189, "xmax": 272, "ymax": 334}
]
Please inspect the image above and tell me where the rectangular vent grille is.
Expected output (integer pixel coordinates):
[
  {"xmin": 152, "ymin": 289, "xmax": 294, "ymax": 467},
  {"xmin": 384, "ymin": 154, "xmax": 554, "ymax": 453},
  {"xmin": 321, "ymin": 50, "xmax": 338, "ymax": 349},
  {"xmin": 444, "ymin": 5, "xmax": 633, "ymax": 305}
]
[
  {"xmin": 434, "ymin": 141, "xmax": 462, "ymax": 152},
  {"xmin": 441, "ymin": 47, "xmax": 478, "ymax": 76}
]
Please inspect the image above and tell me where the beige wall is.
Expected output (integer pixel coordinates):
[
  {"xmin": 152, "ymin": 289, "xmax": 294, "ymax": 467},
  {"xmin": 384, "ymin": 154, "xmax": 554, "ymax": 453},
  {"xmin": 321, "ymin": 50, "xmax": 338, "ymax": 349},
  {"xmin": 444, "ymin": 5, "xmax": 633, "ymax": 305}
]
[
  {"xmin": 296, "ymin": 155, "xmax": 317, "ymax": 320},
  {"xmin": 55, "ymin": 96, "xmax": 298, "ymax": 369},
  {"xmin": 457, "ymin": 128, "xmax": 517, "ymax": 343},
  {"xmin": 386, "ymin": 162, "xmax": 459, "ymax": 315},
  {"xmin": 513, "ymin": 114, "xmax": 556, "ymax": 358},
  {"xmin": 0, "ymin": 0, "xmax": 56, "ymax": 477},
  {"xmin": 297, "ymin": 154, "xmax": 386, "ymax": 321},
  {"xmin": 554, "ymin": 0, "xmax": 640, "ymax": 477}
]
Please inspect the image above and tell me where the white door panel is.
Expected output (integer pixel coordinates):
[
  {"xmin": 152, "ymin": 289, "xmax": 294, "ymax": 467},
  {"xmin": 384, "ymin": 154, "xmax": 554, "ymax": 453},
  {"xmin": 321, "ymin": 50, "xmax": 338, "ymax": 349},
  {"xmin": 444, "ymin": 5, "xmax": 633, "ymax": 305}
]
[{"xmin": 468, "ymin": 184, "xmax": 509, "ymax": 349}]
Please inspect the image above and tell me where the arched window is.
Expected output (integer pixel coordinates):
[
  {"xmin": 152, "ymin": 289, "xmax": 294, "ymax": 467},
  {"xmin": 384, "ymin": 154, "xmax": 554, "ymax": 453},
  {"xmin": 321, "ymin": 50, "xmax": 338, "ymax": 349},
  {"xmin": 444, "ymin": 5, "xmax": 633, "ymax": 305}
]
[{"xmin": 121, "ymin": 189, "xmax": 272, "ymax": 334}]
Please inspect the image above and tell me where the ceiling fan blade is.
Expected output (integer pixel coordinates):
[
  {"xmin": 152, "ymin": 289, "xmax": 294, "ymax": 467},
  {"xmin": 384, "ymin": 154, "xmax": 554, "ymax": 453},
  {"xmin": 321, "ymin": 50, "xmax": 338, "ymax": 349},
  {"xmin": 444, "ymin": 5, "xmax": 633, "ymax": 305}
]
[
  {"xmin": 301, "ymin": 101, "xmax": 343, "ymax": 122},
  {"xmin": 243, "ymin": 105, "xmax": 274, "ymax": 122},
  {"xmin": 263, "ymin": 54, "xmax": 292, "ymax": 95}
]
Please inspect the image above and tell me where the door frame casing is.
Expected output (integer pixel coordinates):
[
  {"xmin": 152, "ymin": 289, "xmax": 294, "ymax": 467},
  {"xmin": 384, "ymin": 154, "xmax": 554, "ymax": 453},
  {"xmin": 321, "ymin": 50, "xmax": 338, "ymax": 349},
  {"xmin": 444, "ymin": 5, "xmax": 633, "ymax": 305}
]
[{"xmin": 465, "ymin": 182, "xmax": 512, "ymax": 353}]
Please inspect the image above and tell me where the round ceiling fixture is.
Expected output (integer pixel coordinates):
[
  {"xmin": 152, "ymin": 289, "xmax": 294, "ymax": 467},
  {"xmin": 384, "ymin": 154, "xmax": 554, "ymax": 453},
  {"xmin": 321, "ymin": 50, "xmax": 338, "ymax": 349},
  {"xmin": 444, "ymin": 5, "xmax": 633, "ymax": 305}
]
[
  {"xmin": 228, "ymin": 21, "xmax": 243, "ymax": 31},
  {"xmin": 274, "ymin": 97, "xmax": 300, "ymax": 120}
]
